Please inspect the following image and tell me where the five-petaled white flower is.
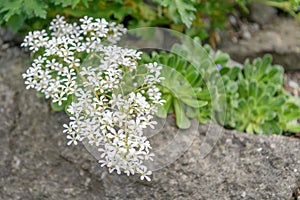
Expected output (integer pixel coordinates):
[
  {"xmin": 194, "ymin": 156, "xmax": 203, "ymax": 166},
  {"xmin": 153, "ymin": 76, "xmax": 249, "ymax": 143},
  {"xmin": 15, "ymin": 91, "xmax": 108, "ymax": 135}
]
[{"xmin": 67, "ymin": 133, "xmax": 81, "ymax": 145}]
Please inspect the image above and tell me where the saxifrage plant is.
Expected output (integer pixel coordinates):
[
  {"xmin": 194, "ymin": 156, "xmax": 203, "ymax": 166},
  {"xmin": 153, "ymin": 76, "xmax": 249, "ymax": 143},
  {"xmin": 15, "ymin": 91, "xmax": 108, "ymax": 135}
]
[
  {"xmin": 22, "ymin": 15, "xmax": 166, "ymax": 181},
  {"xmin": 220, "ymin": 54, "xmax": 300, "ymax": 134}
]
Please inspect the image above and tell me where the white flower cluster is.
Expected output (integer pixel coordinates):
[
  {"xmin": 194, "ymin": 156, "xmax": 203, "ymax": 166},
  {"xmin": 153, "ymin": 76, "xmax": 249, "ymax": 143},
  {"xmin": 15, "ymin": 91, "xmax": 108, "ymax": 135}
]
[
  {"xmin": 64, "ymin": 55, "xmax": 163, "ymax": 180},
  {"xmin": 22, "ymin": 16, "xmax": 165, "ymax": 181},
  {"xmin": 21, "ymin": 15, "xmax": 126, "ymax": 106},
  {"xmin": 64, "ymin": 54, "xmax": 164, "ymax": 180}
]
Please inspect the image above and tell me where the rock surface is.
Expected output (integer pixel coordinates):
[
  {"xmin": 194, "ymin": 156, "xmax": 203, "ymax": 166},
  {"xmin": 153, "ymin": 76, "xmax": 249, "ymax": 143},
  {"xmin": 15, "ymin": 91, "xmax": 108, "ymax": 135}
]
[
  {"xmin": 0, "ymin": 45, "xmax": 299, "ymax": 200},
  {"xmin": 248, "ymin": 3, "xmax": 277, "ymax": 25},
  {"xmin": 220, "ymin": 17, "xmax": 300, "ymax": 71}
]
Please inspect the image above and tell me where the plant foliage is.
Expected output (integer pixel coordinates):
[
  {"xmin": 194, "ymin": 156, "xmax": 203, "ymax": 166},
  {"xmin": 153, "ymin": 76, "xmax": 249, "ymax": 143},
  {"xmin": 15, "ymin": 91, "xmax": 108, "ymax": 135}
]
[
  {"xmin": 3, "ymin": 0, "xmax": 299, "ymax": 39},
  {"xmin": 143, "ymin": 40, "xmax": 300, "ymax": 134},
  {"xmin": 220, "ymin": 55, "xmax": 300, "ymax": 134},
  {"xmin": 142, "ymin": 51, "xmax": 210, "ymax": 128}
]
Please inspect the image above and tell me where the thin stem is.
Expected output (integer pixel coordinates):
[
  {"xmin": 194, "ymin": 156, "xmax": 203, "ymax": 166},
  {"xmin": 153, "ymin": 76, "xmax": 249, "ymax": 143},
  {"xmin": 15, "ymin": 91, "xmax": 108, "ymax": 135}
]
[{"xmin": 253, "ymin": 0, "xmax": 297, "ymax": 18}]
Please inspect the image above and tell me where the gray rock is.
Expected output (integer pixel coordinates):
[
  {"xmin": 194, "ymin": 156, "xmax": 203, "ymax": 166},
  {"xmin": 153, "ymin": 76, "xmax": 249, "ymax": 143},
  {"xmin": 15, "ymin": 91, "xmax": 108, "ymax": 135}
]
[
  {"xmin": 0, "ymin": 45, "xmax": 299, "ymax": 199},
  {"xmin": 220, "ymin": 18, "xmax": 300, "ymax": 71},
  {"xmin": 0, "ymin": 27, "xmax": 24, "ymax": 44},
  {"xmin": 249, "ymin": 3, "xmax": 277, "ymax": 25}
]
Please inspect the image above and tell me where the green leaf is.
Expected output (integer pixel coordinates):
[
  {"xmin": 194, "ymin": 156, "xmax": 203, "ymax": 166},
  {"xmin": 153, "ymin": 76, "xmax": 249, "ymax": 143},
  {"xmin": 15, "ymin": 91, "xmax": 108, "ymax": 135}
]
[
  {"xmin": 248, "ymin": 97, "xmax": 256, "ymax": 108},
  {"xmin": 236, "ymin": 0, "xmax": 249, "ymax": 12},
  {"xmin": 246, "ymin": 123, "xmax": 254, "ymax": 133},
  {"xmin": 174, "ymin": 98, "xmax": 191, "ymax": 129},
  {"xmin": 286, "ymin": 123, "xmax": 300, "ymax": 133},
  {"xmin": 268, "ymin": 121, "xmax": 282, "ymax": 135},
  {"xmin": 238, "ymin": 99, "xmax": 248, "ymax": 113},
  {"xmin": 156, "ymin": 105, "xmax": 167, "ymax": 118},
  {"xmin": 51, "ymin": 101, "xmax": 65, "ymax": 111},
  {"xmin": 191, "ymin": 76, "xmax": 204, "ymax": 87},
  {"xmin": 156, "ymin": 94, "xmax": 173, "ymax": 118},
  {"xmin": 237, "ymin": 79, "xmax": 247, "ymax": 98},
  {"xmin": 283, "ymin": 109, "xmax": 300, "ymax": 121},
  {"xmin": 36, "ymin": 92, "xmax": 45, "ymax": 98},
  {"xmin": 199, "ymin": 108, "xmax": 212, "ymax": 123},
  {"xmin": 226, "ymin": 80, "xmax": 238, "ymax": 93},
  {"xmin": 6, "ymin": 14, "xmax": 25, "ymax": 32},
  {"xmin": 249, "ymin": 81, "xmax": 257, "ymax": 97},
  {"xmin": 186, "ymin": 105, "xmax": 198, "ymax": 118},
  {"xmin": 23, "ymin": 0, "xmax": 47, "ymax": 18},
  {"xmin": 0, "ymin": 0, "xmax": 23, "ymax": 22},
  {"xmin": 181, "ymin": 97, "xmax": 207, "ymax": 108},
  {"xmin": 185, "ymin": 66, "xmax": 199, "ymax": 85},
  {"xmin": 158, "ymin": 0, "xmax": 196, "ymax": 28},
  {"xmin": 269, "ymin": 97, "xmax": 286, "ymax": 109},
  {"xmin": 265, "ymin": 110, "xmax": 277, "ymax": 121},
  {"xmin": 243, "ymin": 59, "xmax": 252, "ymax": 80},
  {"xmin": 214, "ymin": 50, "xmax": 230, "ymax": 65},
  {"xmin": 175, "ymin": 59, "xmax": 188, "ymax": 72},
  {"xmin": 50, "ymin": 0, "xmax": 82, "ymax": 8},
  {"xmin": 258, "ymin": 54, "xmax": 272, "ymax": 78},
  {"xmin": 228, "ymin": 67, "xmax": 241, "ymax": 80},
  {"xmin": 253, "ymin": 123, "xmax": 264, "ymax": 134},
  {"xmin": 264, "ymin": 84, "xmax": 276, "ymax": 96},
  {"xmin": 260, "ymin": 122, "xmax": 281, "ymax": 135},
  {"xmin": 264, "ymin": 67, "xmax": 282, "ymax": 82},
  {"xmin": 196, "ymin": 88, "xmax": 210, "ymax": 99},
  {"xmin": 196, "ymin": 88, "xmax": 211, "ymax": 100},
  {"xmin": 139, "ymin": 3, "xmax": 157, "ymax": 20},
  {"xmin": 258, "ymin": 94, "xmax": 271, "ymax": 106},
  {"xmin": 219, "ymin": 67, "xmax": 230, "ymax": 76},
  {"xmin": 167, "ymin": 54, "xmax": 176, "ymax": 67},
  {"xmin": 51, "ymin": 95, "xmax": 72, "ymax": 112}
]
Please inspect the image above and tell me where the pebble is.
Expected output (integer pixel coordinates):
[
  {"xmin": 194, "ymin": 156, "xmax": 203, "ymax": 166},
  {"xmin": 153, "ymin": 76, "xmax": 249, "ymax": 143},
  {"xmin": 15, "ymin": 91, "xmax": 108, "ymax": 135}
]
[
  {"xmin": 84, "ymin": 177, "xmax": 91, "ymax": 187},
  {"xmin": 229, "ymin": 15, "xmax": 237, "ymax": 26},
  {"xmin": 257, "ymin": 147, "xmax": 263, "ymax": 152},
  {"xmin": 289, "ymin": 80, "xmax": 299, "ymax": 89},
  {"xmin": 1, "ymin": 43, "xmax": 9, "ymax": 50},
  {"xmin": 12, "ymin": 156, "xmax": 21, "ymax": 170},
  {"xmin": 63, "ymin": 188, "xmax": 75, "ymax": 194},
  {"xmin": 241, "ymin": 191, "xmax": 247, "ymax": 198},
  {"xmin": 251, "ymin": 23, "xmax": 260, "ymax": 31},
  {"xmin": 243, "ymin": 31, "xmax": 251, "ymax": 40},
  {"xmin": 232, "ymin": 37, "xmax": 238, "ymax": 43}
]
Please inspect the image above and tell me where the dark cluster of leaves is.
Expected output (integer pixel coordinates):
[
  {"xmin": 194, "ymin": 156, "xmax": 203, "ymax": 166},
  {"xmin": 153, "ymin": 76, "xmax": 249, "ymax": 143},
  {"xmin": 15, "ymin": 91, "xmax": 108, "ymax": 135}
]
[
  {"xmin": 0, "ymin": 0, "xmax": 91, "ymax": 32},
  {"xmin": 2, "ymin": 0, "xmax": 300, "ymax": 42},
  {"xmin": 1, "ymin": 0, "xmax": 300, "ymax": 40},
  {"xmin": 0, "ymin": 0, "xmax": 248, "ymax": 39}
]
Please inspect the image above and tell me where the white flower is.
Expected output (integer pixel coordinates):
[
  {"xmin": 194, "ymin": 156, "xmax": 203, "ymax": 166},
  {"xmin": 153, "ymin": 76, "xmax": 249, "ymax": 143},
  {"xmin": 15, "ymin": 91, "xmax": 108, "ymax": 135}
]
[
  {"xmin": 138, "ymin": 166, "xmax": 152, "ymax": 181},
  {"xmin": 67, "ymin": 133, "xmax": 80, "ymax": 145},
  {"xmin": 63, "ymin": 123, "xmax": 74, "ymax": 134},
  {"xmin": 52, "ymin": 93, "xmax": 67, "ymax": 106},
  {"xmin": 24, "ymin": 77, "xmax": 37, "ymax": 89},
  {"xmin": 45, "ymin": 58, "xmax": 58, "ymax": 69}
]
